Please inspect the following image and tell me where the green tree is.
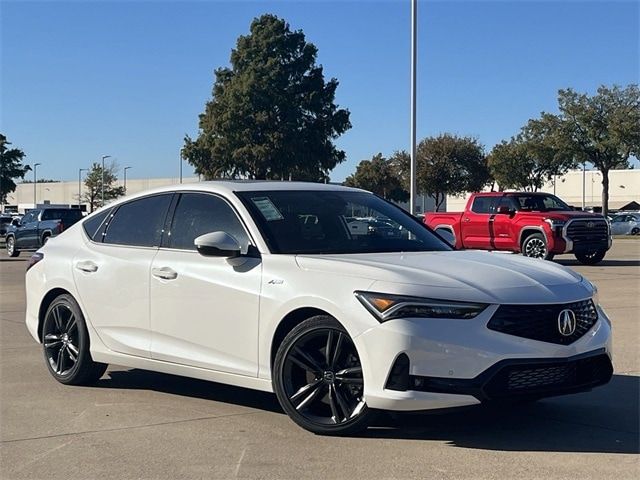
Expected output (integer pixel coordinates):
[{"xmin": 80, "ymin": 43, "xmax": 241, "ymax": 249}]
[
  {"xmin": 555, "ymin": 85, "xmax": 640, "ymax": 216},
  {"xmin": 82, "ymin": 162, "xmax": 125, "ymax": 212},
  {"xmin": 183, "ymin": 14, "xmax": 351, "ymax": 181},
  {"xmin": 344, "ymin": 153, "xmax": 409, "ymax": 202},
  {"xmin": 417, "ymin": 134, "xmax": 490, "ymax": 211},
  {"xmin": 0, "ymin": 134, "xmax": 30, "ymax": 207}
]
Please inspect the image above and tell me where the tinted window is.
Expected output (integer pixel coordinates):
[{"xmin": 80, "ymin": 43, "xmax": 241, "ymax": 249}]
[
  {"xmin": 513, "ymin": 194, "xmax": 571, "ymax": 212},
  {"xmin": 236, "ymin": 190, "xmax": 451, "ymax": 254},
  {"xmin": 83, "ymin": 208, "xmax": 112, "ymax": 240},
  {"xmin": 471, "ymin": 197, "xmax": 498, "ymax": 214},
  {"xmin": 168, "ymin": 193, "xmax": 250, "ymax": 252},
  {"xmin": 41, "ymin": 209, "xmax": 84, "ymax": 223},
  {"xmin": 21, "ymin": 212, "xmax": 35, "ymax": 224},
  {"xmin": 103, "ymin": 195, "xmax": 172, "ymax": 247}
]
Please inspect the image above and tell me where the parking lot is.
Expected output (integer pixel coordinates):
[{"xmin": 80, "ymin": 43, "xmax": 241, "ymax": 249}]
[{"xmin": 1, "ymin": 240, "xmax": 638, "ymax": 479}]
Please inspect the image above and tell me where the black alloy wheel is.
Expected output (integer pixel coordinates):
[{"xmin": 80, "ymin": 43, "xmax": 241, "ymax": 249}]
[
  {"xmin": 42, "ymin": 294, "xmax": 107, "ymax": 385},
  {"xmin": 575, "ymin": 249, "xmax": 607, "ymax": 265},
  {"xmin": 273, "ymin": 316, "xmax": 375, "ymax": 435}
]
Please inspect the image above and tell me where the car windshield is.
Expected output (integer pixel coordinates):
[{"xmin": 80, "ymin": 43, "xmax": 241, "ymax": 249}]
[
  {"xmin": 512, "ymin": 194, "xmax": 571, "ymax": 212},
  {"xmin": 236, "ymin": 190, "xmax": 451, "ymax": 254}
]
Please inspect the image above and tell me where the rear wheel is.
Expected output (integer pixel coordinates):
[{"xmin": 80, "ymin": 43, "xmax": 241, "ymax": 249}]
[
  {"xmin": 575, "ymin": 249, "xmax": 606, "ymax": 265},
  {"xmin": 273, "ymin": 316, "xmax": 375, "ymax": 435},
  {"xmin": 521, "ymin": 233, "xmax": 553, "ymax": 261},
  {"xmin": 42, "ymin": 294, "xmax": 107, "ymax": 385},
  {"xmin": 631, "ymin": 227, "xmax": 639, "ymax": 235},
  {"xmin": 6, "ymin": 236, "xmax": 19, "ymax": 257}
]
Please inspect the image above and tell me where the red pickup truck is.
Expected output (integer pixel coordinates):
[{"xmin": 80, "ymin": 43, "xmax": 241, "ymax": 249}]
[{"xmin": 424, "ymin": 192, "xmax": 611, "ymax": 265}]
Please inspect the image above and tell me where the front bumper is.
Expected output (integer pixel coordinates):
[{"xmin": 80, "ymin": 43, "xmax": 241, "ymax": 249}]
[{"xmin": 354, "ymin": 305, "xmax": 612, "ymax": 411}]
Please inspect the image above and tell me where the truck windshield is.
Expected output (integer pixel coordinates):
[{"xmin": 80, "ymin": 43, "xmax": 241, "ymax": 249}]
[
  {"xmin": 512, "ymin": 194, "xmax": 572, "ymax": 212},
  {"xmin": 236, "ymin": 190, "xmax": 451, "ymax": 254}
]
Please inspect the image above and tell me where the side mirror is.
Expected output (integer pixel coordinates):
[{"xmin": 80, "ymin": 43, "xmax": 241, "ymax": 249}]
[
  {"xmin": 435, "ymin": 228, "xmax": 455, "ymax": 247},
  {"xmin": 11, "ymin": 218, "xmax": 20, "ymax": 226},
  {"xmin": 194, "ymin": 231, "xmax": 241, "ymax": 257},
  {"xmin": 496, "ymin": 206, "xmax": 513, "ymax": 215}
]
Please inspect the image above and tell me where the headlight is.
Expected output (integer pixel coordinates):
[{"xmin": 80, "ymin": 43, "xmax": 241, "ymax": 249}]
[
  {"xmin": 355, "ymin": 291, "xmax": 488, "ymax": 322},
  {"xmin": 590, "ymin": 281, "xmax": 599, "ymax": 306},
  {"xmin": 544, "ymin": 218, "xmax": 566, "ymax": 228}
]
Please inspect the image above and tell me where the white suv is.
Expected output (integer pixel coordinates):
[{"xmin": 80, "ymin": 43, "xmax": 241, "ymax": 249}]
[{"xmin": 25, "ymin": 182, "xmax": 612, "ymax": 435}]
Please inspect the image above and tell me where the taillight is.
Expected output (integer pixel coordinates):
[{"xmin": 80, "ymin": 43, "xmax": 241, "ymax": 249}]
[
  {"xmin": 27, "ymin": 252, "xmax": 44, "ymax": 272},
  {"xmin": 58, "ymin": 221, "xmax": 65, "ymax": 233}
]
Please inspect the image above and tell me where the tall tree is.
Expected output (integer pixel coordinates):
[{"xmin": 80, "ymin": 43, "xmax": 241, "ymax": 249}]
[
  {"xmin": 488, "ymin": 114, "xmax": 575, "ymax": 192},
  {"xmin": 344, "ymin": 153, "xmax": 408, "ymax": 202},
  {"xmin": 417, "ymin": 134, "xmax": 490, "ymax": 211},
  {"xmin": 555, "ymin": 85, "xmax": 640, "ymax": 216},
  {"xmin": 183, "ymin": 14, "xmax": 351, "ymax": 181},
  {"xmin": 82, "ymin": 162, "xmax": 125, "ymax": 212},
  {"xmin": 0, "ymin": 134, "xmax": 30, "ymax": 207}
]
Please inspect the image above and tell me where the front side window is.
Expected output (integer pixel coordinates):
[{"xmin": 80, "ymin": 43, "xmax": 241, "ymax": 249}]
[
  {"xmin": 168, "ymin": 193, "xmax": 250, "ymax": 252},
  {"xmin": 102, "ymin": 194, "xmax": 172, "ymax": 247},
  {"xmin": 513, "ymin": 194, "xmax": 571, "ymax": 212},
  {"xmin": 236, "ymin": 190, "xmax": 451, "ymax": 255}
]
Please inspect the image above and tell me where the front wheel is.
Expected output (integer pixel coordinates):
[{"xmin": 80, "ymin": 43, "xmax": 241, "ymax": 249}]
[
  {"xmin": 631, "ymin": 227, "xmax": 639, "ymax": 236},
  {"xmin": 273, "ymin": 316, "xmax": 375, "ymax": 435},
  {"xmin": 575, "ymin": 249, "xmax": 606, "ymax": 265},
  {"xmin": 521, "ymin": 233, "xmax": 553, "ymax": 260},
  {"xmin": 6, "ymin": 236, "xmax": 19, "ymax": 257},
  {"xmin": 42, "ymin": 294, "xmax": 108, "ymax": 385}
]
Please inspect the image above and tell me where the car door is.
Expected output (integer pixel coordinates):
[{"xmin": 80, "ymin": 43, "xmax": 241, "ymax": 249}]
[
  {"xmin": 609, "ymin": 215, "xmax": 627, "ymax": 235},
  {"xmin": 149, "ymin": 192, "xmax": 262, "ymax": 376},
  {"xmin": 72, "ymin": 194, "xmax": 173, "ymax": 358},
  {"xmin": 15, "ymin": 212, "xmax": 36, "ymax": 248},
  {"xmin": 491, "ymin": 196, "xmax": 518, "ymax": 250},
  {"xmin": 461, "ymin": 196, "xmax": 497, "ymax": 249}
]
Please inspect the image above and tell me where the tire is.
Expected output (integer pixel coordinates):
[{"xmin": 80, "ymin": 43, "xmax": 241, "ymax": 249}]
[
  {"xmin": 521, "ymin": 233, "xmax": 553, "ymax": 260},
  {"xmin": 631, "ymin": 227, "xmax": 639, "ymax": 236},
  {"xmin": 575, "ymin": 249, "xmax": 607, "ymax": 265},
  {"xmin": 42, "ymin": 294, "xmax": 108, "ymax": 385},
  {"xmin": 6, "ymin": 236, "xmax": 19, "ymax": 257},
  {"xmin": 273, "ymin": 315, "xmax": 375, "ymax": 435},
  {"xmin": 42, "ymin": 234, "xmax": 50, "ymax": 245}
]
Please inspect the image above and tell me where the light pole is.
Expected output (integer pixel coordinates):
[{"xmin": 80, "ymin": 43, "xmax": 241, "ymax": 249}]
[
  {"xmin": 179, "ymin": 152, "xmax": 183, "ymax": 184},
  {"xmin": 409, "ymin": 0, "xmax": 418, "ymax": 215},
  {"xmin": 78, "ymin": 168, "xmax": 88, "ymax": 210},
  {"xmin": 582, "ymin": 162, "xmax": 586, "ymax": 210},
  {"xmin": 101, "ymin": 155, "xmax": 111, "ymax": 206},
  {"xmin": 123, "ymin": 166, "xmax": 132, "ymax": 193},
  {"xmin": 33, "ymin": 163, "xmax": 41, "ymax": 208}
]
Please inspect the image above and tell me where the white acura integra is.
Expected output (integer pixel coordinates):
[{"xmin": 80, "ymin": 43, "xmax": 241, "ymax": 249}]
[{"xmin": 24, "ymin": 182, "xmax": 613, "ymax": 435}]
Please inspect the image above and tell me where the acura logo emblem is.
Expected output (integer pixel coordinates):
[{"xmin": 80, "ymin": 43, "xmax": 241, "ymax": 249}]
[{"xmin": 558, "ymin": 309, "xmax": 577, "ymax": 336}]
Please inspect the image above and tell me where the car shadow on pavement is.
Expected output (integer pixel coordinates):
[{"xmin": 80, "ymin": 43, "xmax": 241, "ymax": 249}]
[
  {"xmin": 366, "ymin": 374, "xmax": 639, "ymax": 454},
  {"xmin": 97, "ymin": 369, "xmax": 283, "ymax": 413},
  {"xmin": 556, "ymin": 259, "xmax": 640, "ymax": 267},
  {"xmin": 97, "ymin": 369, "xmax": 637, "ymax": 454}
]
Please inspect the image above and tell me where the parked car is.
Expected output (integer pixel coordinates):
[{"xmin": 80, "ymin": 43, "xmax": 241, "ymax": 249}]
[
  {"xmin": 0, "ymin": 215, "xmax": 13, "ymax": 238},
  {"xmin": 609, "ymin": 213, "xmax": 640, "ymax": 236},
  {"xmin": 5, "ymin": 208, "xmax": 84, "ymax": 257},
  {"xmin": 25, "ymin": 182, "xmax": 612, "ymax": 435},
  {"xmin": 424, "ymin": 192, "xmax": 611, "ymax": 265}
]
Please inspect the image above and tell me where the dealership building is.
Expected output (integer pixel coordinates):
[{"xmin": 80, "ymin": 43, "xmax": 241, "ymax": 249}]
[{"xmin": 2, "ymin": 168, "xmax": 639, "ymax": 214}]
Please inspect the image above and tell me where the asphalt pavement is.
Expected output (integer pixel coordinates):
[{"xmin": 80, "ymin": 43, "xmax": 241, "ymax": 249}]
[{"xmin": 1, "ymin": 240, "xmax": 638, "ymax": 479}]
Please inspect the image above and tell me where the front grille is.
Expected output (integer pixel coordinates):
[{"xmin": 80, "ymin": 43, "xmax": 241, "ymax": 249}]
[
  {"xmin": 483, "ymin": 354, "xmax": 613, "ymax": 399},
  {"xmin": 487, "ymin": 299, "xmax": 598, "ymax": 345},
  {"xmin": 566, "ymin": 219, "xmax": 608, "ymax": 245}
]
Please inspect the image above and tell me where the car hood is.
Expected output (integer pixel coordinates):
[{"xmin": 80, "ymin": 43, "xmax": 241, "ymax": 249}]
[{"xmin": 296, "ymin": 250, "xmax": 592, "ymax": 304}]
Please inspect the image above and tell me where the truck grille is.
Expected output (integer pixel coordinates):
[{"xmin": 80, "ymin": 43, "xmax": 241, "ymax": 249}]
[
  {"xmin": 566, "ymin": 219, "xmax": 608, "ymax": 244},
  {"xmin": 487, "ymin": 299, "xmax": 598, "ymax": 345}
]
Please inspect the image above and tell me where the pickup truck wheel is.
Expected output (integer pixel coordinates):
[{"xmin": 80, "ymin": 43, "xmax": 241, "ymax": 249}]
[
  {"xmin": 575, "ymin": 250, "xmax": 606, "ymax": 265},
  {"xmin": 521, "ymin": 233, "xmax": 552, "ymax": 260},
  {"xmin": 6, "ymin": 236, "xmax": 19, "ymax": 257},
  {"xmin": 42, "ymin": 234, "xmax": 50, "ymax": 245}
]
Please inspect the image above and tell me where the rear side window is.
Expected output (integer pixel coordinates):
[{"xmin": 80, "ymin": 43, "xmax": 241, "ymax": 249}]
[
  {"xmin": 471, "ymin": 197, "xmax": 498, "ymax": 214},
  {"xmin": 168, "ymin": 193, "xmax": 250, "ymax": 252},
  {"xmin": 83, "ymin": 208, "xmax": 112, "ymax": 241},
  {"xmin": 103, "ymin": 194, "xmax": 172, "ymax": 247},
  {"xmin": 41, "ymin": 209, "xmax": 84, "ymax": 223}
]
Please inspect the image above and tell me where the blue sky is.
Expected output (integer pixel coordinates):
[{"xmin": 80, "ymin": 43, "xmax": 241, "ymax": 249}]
[{"xmin": 2, "ymin": 0, "xmax": 638, "ymax": 182}]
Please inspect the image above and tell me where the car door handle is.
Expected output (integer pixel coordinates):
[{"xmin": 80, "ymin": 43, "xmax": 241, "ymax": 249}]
[
  {"xmin": 76, "ymin": 260, "xmax": 98, "ymax": 273},
  {"xmin": 463, "ymin": 217, "xmax": 471, "ymax": 222},
  {"xmin": 152, "ymin": 267, "xmax": 178, "ymax": 280}
]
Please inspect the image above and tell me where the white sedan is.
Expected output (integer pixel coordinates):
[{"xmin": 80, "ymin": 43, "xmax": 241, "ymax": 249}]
[{"xmin": 24, "ymin": 182, "xmax": 613, "ymax": 435}]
